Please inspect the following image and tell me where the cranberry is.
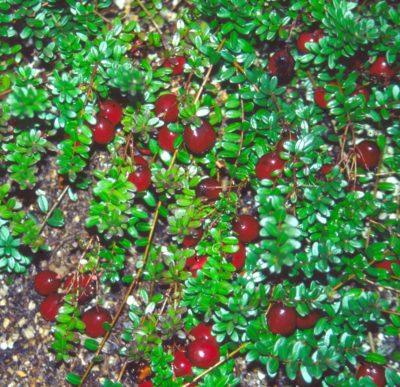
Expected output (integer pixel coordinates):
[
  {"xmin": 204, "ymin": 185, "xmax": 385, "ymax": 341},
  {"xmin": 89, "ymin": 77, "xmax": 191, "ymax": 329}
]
[
  {"xmin": 267, "ymin": 304, "xmax": 297, "ymax": 336},
  {"xmin": 190, "ymin": 323, "xmax": 217, "ymax": 345},
  {"xmin": 196, "ymin": 177, "xmax": 222, "ymax": 200},
  {"xmin": 356, "ymin": 363, "xmax": 386, "ymax": 387},
  {"xmin": 228, "ymin": 242, "xmax": 246, "ymax": 271},
  {"xmin": 232, "ymin": 215, "xmax": 260, "ymax": 244},
  {"xmin": 375, "ymin": 260, "xmax": 400, "ymax": 275},
  {"xmin": 297, "ymin": 310, "xmax": 321, "ymax": 330},
  {"xmin": 352, "ymin": 85, "xmax": 370, "ymax": 103},
  {"xmin": 63, "ymin": 273, "xmax": 96, "ymax": 304},
  {"xmin": 134, "ymin": 155, "xmax": 148, "ymax": 166},
  {"xmin": 276, "ymin": 133, "xmax": 298, "ymax": 153},
  {"xmin": 355, "ymin": 140, "xmax": 380, "ymax": 170},
  {"xmin": 136, "ymin": 143, "xmax": 152, "ymax": 155},
  {"xmin": 183, "ymin": 228, "xmax": 203, "ymax": 248},
  {"xmin": 163, "ymin": 56, "xmax": 186, "ymax": 75},
  {"xmin": 91, "ymin": 116, "xmax": 115, "ymax": 145},
  {"xmin": 157, "ymin": 126, "xmax": 178, "ymax": 152},
  {"xmin": 369, "ymin": 56, "xmax": 396, "ymax": 78},
  {"xmin": 138, "ymin": 381, "xmax": 153, "ymax": 387},
  {"xmin": 314, "ymin": 87, "xmax": 328, "ymax": 109},
  {"xmin": 187, "ymin": 256, "xmax": 208, "ymax": 277},
  {"xmin": 255, "ymin": 152, "xmax": 285, "ymax": 180},
  {"xmin": 128, "ymin": 165, "xmax": 152, "ymax": 192},
  {"xmin": 183, "ymin": 121, "xmax": 216, "ymax": 155},
  {"xmin": 297, "ymin": 29, "xmax": 324, "ymax": 53},
  {"xmin": 154, "ymin": 94, "xmax": 179, "ymax": 123},
  {"xmin": 267, "ymin": 49, "xmax": 295, "ymax": 82},
  {"xmin": 40, "ymin": 293, "xmax": 63, "ymax": 321},
  {"xmin": 173, "ymin": 350, "xmax": 193, "ymax": 377},
  {"xmin": 34, "ymin": 270, "xmax": 61, "ymax": 296},
  {"xmin": 99, "ymin": 100, "xmax": 123, "ymax": 125},
  {"xmin": 320, "ymin": 163, "xmax": 333, "ymax": 176},
  {"xmin": 187, "ymin": 339, "xmax": 220, "ymax": 369},
  {"xmin": 81, "ymin": 306, "xmax": 112, "ymax": 338}
]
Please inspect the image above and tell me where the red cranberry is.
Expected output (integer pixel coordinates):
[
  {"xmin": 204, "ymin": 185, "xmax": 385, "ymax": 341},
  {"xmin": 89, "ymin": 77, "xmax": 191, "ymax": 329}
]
[
  {"xmin": 157, "ymin": 126, "xmax": 178, "ymax": 152},
  {"xmin": 369, "ymin": 56, "xmax": 396, "ymax": 78},
  {"xmin": 297, "ymin": 29, "xmax": 324, "ymax": 53},
  {"xmin": 314, "ymin": 87, "xmax": 328, "ymax": 109},
  {"xmin": 187, "ymin": 256, "xmax": 208, "ymax": 277},
  {"xmin": 128, "ymin": 165, "xmax": 152, "ymax": 192},
  {"xmin": 63, "ymin": 273, "xmax": 96, "ymax": 304},
  {"xmin": 134, "ymin": 155, "xmax": 148, "ymax": 166},
  {"xmin": 232, "ymin": 215, "xmax": 260, "ymax": 244},
  {"xmin": 267, "ymin": 304, "xmax": 297, "ymax": 336},
  {"xmin": 228, "ymin": 242, "xmax": 246, "ymax": 271},
  {"xmin": 183, "ymin": 121, "xmax": 216, "ymax": 155},
  {"xmin": 183, "ymin": 228, "xmax": 203, "ymax": 248},
  {"xmin": 34, "ymin": 270, "xmax": 61, "ymax": 296},
  {"xmin": 320, "ymin": 164, "xmax": 333, "ymax": 175},
  {"xmin": 352, "ymin": 85, "xmax": 370, "ymax": 103},
  {"xmin": 154, "ymin": 94, "xmax": 179, "ymax": 123},
  {"xmin": 297, "ymin": 311, "xmax": 321, "ymax": 330},
  {"xmin": 173, "ymin": 350, "xmax": 193, "ymax": 377},
  {"xmin": 355, "ymin": 140, "xmax": 380, "ymax": 170},
  {"xmin": 136, "ymin": 143, "xmax": 152, "ymax": 155},
  {"xmin": 276, "ymin": 133, "xmax": 298, "ymax": 153},
  {"xmin": 356, "ymin": 363, "xmax": 386, "ymax": 387},
  {"xmin": 40, "ymin": 293, "xmax": 63, "ymax": 321},
  {"xmin": 138, "ymin": 381, "xmax": 153, "ymax": 387},
  {"xmin": 196, "ymin": 177, "xmax": 222, "ymax": 200},
  {"xmin": 255, "ymin": 152, "xmax": 285, "ymax": 180},
  {"xmin": 81, "ymin": 306, "xmax": 112, "ymax": 338},
  {"xmin": 267, "ymin": 49, "xmax": 295, "ymax": 82},
  {"xmin": 99, "ymin": 100, "xmax": 123, "ymax": 125},
  {"xmin": 375, "ymin": 260, "xmax": 400, "ymax": 275},
  {"xmin": 91, "ymin": 116, "xmax": 115, "ymax": 145},
  {"xmin": 190, "ymin": 323, "xmax": 217, "ymax": 345},
  {"xmin": 187, "ymin": 339, "xmax": 220, "ymax": 369},
  {"xmin": 163, "ymin": 56, "xmax": 186, "ymax": 75}
]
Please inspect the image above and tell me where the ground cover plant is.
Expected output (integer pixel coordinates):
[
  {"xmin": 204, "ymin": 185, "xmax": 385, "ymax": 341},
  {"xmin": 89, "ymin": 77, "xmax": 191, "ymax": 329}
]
[{"xmin": 0, "ymin": 0, "xmax": 399, "ymax": 386}]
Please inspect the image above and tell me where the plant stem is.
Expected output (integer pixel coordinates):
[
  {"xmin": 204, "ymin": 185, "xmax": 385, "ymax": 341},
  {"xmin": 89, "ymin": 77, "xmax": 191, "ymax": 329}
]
[{"xmin": 136, "ymin": 0, "xmax": 166, "ymax": 49}]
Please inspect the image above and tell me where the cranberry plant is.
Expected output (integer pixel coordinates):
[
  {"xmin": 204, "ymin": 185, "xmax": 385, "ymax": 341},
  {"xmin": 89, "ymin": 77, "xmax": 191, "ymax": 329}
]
[{"xmin": 0, "ymin": 0, "xmax": 399, "ymax": 386}]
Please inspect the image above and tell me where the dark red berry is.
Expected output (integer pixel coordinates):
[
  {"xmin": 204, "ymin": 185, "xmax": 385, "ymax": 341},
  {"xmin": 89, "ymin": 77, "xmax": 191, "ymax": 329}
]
[
  {"xmin": 183, "ymin": 228, "xmax": 203, "ymax": 248},
  {"xmin": 369, "ymin": 56, "xmax": 396, "ymax": 78},
  {"xmin": 187, "ymin": 339, "xmax": 220, "ymax": 369},
  {"xmin": 40, "ymin": 293, "xmax": 63, "ymax": 321},
  {"xmin": 163, "ymin": 56, "xmax": 186, "ymax": 75},
  {"xmin": 297, "ymin": 310, "xmax": 321, "ymax": 330},
  {"xmin": 63, "ymin": 273, "xmax": 96, "ymax": 304},
  {"xmin": 157, "ymin": 126, "xmax": 178, "ymax": 152},
  {"xmin": 138, "ymin": 381, "xmax": 153, "ymax": 387},
  {"xmin": 267, "ymin": 304, "xmax": 297, "ymax": 336},
  {"xmin": 81, "ymin": 306, "xmax": 112, "ymax": 338},
  {"xmin": 228, "ymin": 242, "xmax": 246, "ymax": 271},
  {"xmin": 196, "ymin": 177, "xmax": 222, "ymax": 200},
  {"xmin": 297, "ymin": 30, "xmax": 324, "ymax": 53},
  {"xmin": 134, "ymin": 155, "xmax": 148, "ymax": 166},
  {"xmin": 190, "ymin": 323, "xmax": 217, "ymax": 345},
  {"xmin": 320, "ymin": 164, "xmax": 333, "ymax": 175},
  {"xmin": 314, "ymin": 87, "xmax": 328, "ymax": 109},
  {"xmin": 187, "ymin": 256, "xmax": 208, "ymax": 277},
  {"xmin": 183, "ymin": 121, "xmax": 216, "ymax": 155},
  {"xmin": 356, "ymin": 363, "xmax": 386, "ymax": 387},
  {"xmin": 255, "ymin": 152, "xmax": 285, "ymax": 180},
  {"xmin": 355, "ymin": 140, "xmax": 380, "ymax": 170},
  {"xmin": 267, "ymin": 49, "xmax": 295, "ymax": 82},
  {"xmin": 352, "ymin": 85, "xmax": 370, "ymax": 103},
  {"xmin": 128, "ymin": 165, "xmax": 152, "ymax": 192},
  {"xmin": 154, "ymin": 94, "xmax": 179, "ymax": 123},
  {"xmin": 99, "ymin": 100, "xmax": 123, "ymax": 125},
  {"xmin": 34, "ymin": 270, "xmax": 61, "ymax": 296},
  {"xmin": 375, "ymin": 260, "xmax": 400, "ymax": 275},
  {"xmin": 276, "ymin": 133, "xmax": 298, "ymax": 153},
  {"xmin": 136, "ymin": 143, "xmax": 152, "ymax": 155},
  {"xmin": 91, "ymin": 116, "xmax": 115, "ymax": 145},
  {"xmin": 173, "ymin": 350, "xmax": 193, "ymax": 377},
  {"xmin": 232, "ymin": 215, "xmax": 260, "ymax": 244}
]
